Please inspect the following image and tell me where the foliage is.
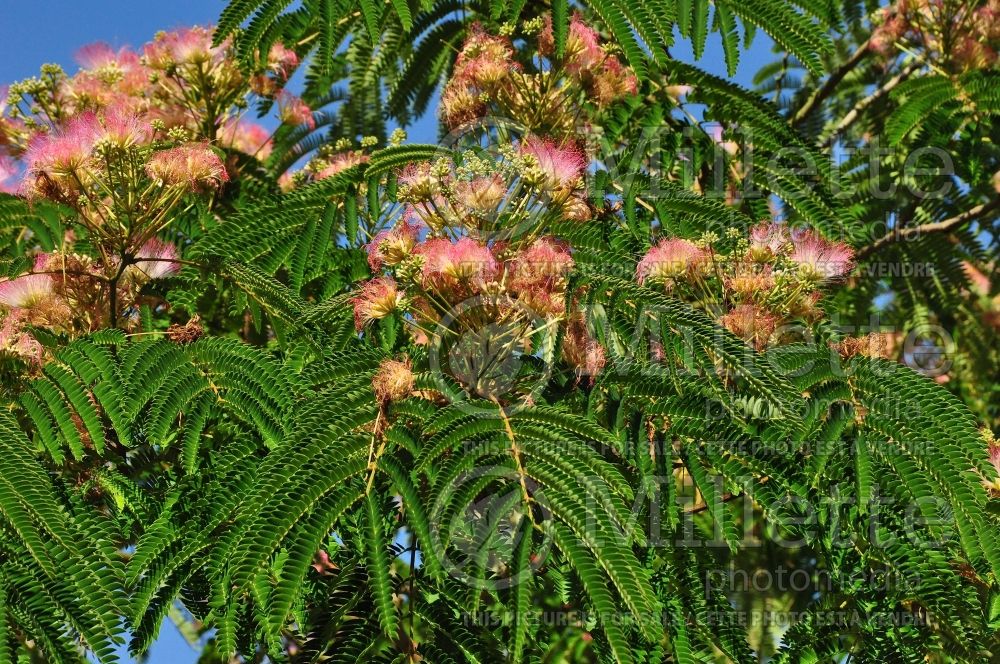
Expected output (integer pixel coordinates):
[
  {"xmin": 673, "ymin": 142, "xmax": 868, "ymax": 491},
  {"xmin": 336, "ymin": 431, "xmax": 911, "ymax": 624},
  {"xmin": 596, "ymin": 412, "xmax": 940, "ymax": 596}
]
[{"xmin": 0, "ymin": 1, "xmax": 998, "ymax": 663}]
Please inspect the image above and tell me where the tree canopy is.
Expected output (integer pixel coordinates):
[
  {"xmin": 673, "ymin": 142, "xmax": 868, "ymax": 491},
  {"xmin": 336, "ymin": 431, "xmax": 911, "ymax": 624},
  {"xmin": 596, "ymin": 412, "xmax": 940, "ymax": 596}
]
[{"xmin": 0, "ymin": 0, "xmax": 998, "ymax": 661}]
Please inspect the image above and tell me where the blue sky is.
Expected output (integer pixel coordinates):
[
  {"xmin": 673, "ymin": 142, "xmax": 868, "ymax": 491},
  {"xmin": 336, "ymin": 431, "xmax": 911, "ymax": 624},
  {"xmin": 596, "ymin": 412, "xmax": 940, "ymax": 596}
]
[{"xmin": 0, "ymin": 2, "xmax": 777, "ymax": 662}]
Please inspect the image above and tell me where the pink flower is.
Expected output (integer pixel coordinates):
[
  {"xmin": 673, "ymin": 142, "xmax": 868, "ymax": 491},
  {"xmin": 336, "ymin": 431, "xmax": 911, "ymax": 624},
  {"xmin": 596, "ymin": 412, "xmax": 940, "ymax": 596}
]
[
  {"xmin": 267, "ymin": 42, "xmax": 299, "ymax": 79},
  {"xmin": 21, "ymin": 114, "xmax": 101, "ymax": 199},
  {"xmin": 962, "ymin": 261, "xmax": 990, "ymax": 295},
  {"xmin": 725, "ymin": 264, "xmax": 776, "ymax": 300},
  {"xmin": 372, "ymin": 357, "xmax": 415, "ymax": 402},
  {"xmin": 351, "ymin": 277, "xmax": 403, "ymax": 330},
  {"xmin": 73, "ymin": 42, "xmax": 148, "ymax": 90},
  {"xmin": 508, "ymin": 238, "xmax": 574, "ymax": 316},
  {"xmin": 748, "ymin": 222, "xmax": 790, "ymax": 262},
  {"xmin": 636, "ymin": 239, "xmax": 707, "ymax": 284},
  {"xmin": 0, "ymin": 313, "xmax": 43, "ymax": 367},
  {"xmin": 366, "ymin": 215, "xmax": 421, "ymax": 270},
  {"xmin": 565, "ymin": 14, "xmax": 604, "ymax": 71},
  {"xmin": 144, "ymin": 26, "xmax": 220, "ymax": 67},
  {"xmin": 591, "ymin": 57, "xmax": 638, "ymax": 105},
  {"xmin": 453, "ymin": 175, "xmax": 507, "ymax": 213},
  {"xmin": 416, "ymin": 237, "xmax": 498, "ymax": 288},
  {"xmin": 788, "ymin": 231, "xmax": 854, "ymax": 281},
  {"xmin": 520, "ymin": 137, "xmax": 586, "ymax": 191},
  {"xmin": 510, "ymin": 238, "xmax": 574, "ymax": 281},
  {"xmin": 277, "ymin": 171, "xmax": 297, "ymax": 192},
  {"xmin": 220, "ymin": 120, "xmax": 273, "ymax": 160},
  {"xmin": 720, "ymin": 305, "xmax": 778, "ymax": 350},
  {"xmin": 94, "ymin": 106, "xmax": 153, "ymax": 148},
  {"xmin": 869, "ymin": 13, "xmax": 908, "ymax": 55},
  {"xmin": 315, "ymin": 152, "xmax": 369, "ymax": 179},
  {"xmin": 953, "ymin": 36, "xmax": 997, "ymax": 69},
  {"xmin": 962, "ymin": 261, "xmax": 991, "ymax": 296},
  {"xmin": 146, "ymin": 143, "xmax": 228, "ymax": 189},
  {"xmin": 990, "ymin": 443, "xmax": 1000, "ymax": 478},
  {"xmin": 439, "ymin": 85, "xmax": 486, "ymax": 128},
  {"xmin": 0, "ymin": 273, "xmax": 55, "ymax": 309},
  {"xmin": 13, "ymin": 332, "xmax": 44, "ymax": 365},
  {"xmin": 277, "ymin": 91, "xmax": 315, "ymax": 129},
  {"xmin": 397, "ymin": 162, "xmax": 437, "ymax": 200},
  {"xmin": 75, "ymin": 42, "xmax": 122, "ymax": 69},
  {"xmin": 982, "ymin": 432, "xmax": 1000, "ymax": 495},
  {"xmin": 25, "ymin": 113, "xmax": 98, "ymax": 177},
  {"xmin": 540, "ymin": 14, "xmax": 604, "ymax": 73},
  {"xmin": 67, "ymin": 44, "xmax": 149, "ymax": 102},
  {"xmin": 465, "ymin": 54, "xmax": 518, "ymax": 90},
  {"xmin": 562, "ymin": 316, "xmax": 606, "ymax": 381},
  {"xmin": 131, "ymin": 238, "xmax": 180, "ymax": 281},
  {"xmin": 450, "ymin": 23, "xmax": 517, "ymax": 89},
  {"xmin": 975, "ymin": 1, "xmax": 1000, "ymax": 40}
]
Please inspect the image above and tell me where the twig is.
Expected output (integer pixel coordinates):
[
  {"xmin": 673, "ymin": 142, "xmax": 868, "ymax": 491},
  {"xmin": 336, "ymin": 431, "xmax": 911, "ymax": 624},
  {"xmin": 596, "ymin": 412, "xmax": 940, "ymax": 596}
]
[
  {"xmin": 854, "ymin": 197, "xmax": 1000, "ymax": 261},
  {"xmin": 492, "ymin": 396, "xmax": 537, "ymax": 527},
  {"xmin": 820, "ymin": 61, "xmax": 920, "ymax": 148},
  {"xmin": 792, "ymin": 42, "xmax": 871, "ymax": 127},
  {"xmin": 684, "ymin": 492, "xmax": 739, "ymax": 515},
  {"xmin": 365, "ymin": 409, "xmax": 384, "ymax": 494}
]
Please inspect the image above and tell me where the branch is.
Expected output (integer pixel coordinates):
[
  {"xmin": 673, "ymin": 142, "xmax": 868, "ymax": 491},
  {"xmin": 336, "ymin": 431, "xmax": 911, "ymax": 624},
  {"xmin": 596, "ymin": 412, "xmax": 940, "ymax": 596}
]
[
  {"xmin": 820, "ymin": 61, "xmax": 920, "ymax": 148},
  {"xmin": 855, "ymin": 198, "xmax": 1000, "ymax": 261},
  {"xmin": 684, "ymin": 492, "xmax": 739, "ymax": 515},
  {"xmin": 791, "ymin": 41, "xmax": 871, "ymax": 127}
]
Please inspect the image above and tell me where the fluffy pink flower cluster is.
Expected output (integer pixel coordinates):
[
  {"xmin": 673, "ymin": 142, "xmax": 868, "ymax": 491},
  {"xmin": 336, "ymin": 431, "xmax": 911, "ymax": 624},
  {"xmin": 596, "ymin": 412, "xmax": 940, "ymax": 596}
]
[
  {"xmin": 353, "ymin": 145, "xmax": 605, "ymax": 390},
  {"xmin": 396, "ymin": 140, "xmax": 590, "ymax": 237},
  {"xmin": 354, "ymin": 233, "xmax": 502, "ymax": 328},
  {"xmin": 143, "ymin": 26, "xmax": 225, "ymax": 68},
  {"xmin": 366, "ymin": 214, "xmax": 421, "ymax": 271},
  {"xmin": 980, "ymin": 429, "xmax": 1000, "ymax": 497},
  {"xmin": 538, "ymin": 13, "xmax": 639, "ymax": 105},
  {"xmin": 520, "ymin": 137, "xmax": 587, "ymax": 193},
  {"xmin": 21, "ymin": 105, "xmax": 227, "ymax": 209},
  {"xmin": 21, "ymin": 108, "xmax": 155, "ymax": 201},
  {"xmin": 440, "ymin": 16, "xmax": 638, "ymax": 137},
  {"xmin": 719, "ymin": 305, "xmax": 779, "ymax": 351},
  {"xmin": 636, "ymin": 223, "xmax": 855, "ymax": 350},
  {"xmin": 145, "ymin": 143, "xmax": 228, "ymax": 189},
  {"xmin": 0, "ymin": 239, "xmax": 179, "ymax": 364},
  {"xmin": 507, "ymin": 237, "xmax": 574, "ymax": 317},
  {"xmin": 351, "ymin": 277, "xmax": 404, "ymax": 331},
  {"xmin": 417, "ymin": 237, "xmax": 499, "ymax": 288},
  {"xmin": 313, "ymin": 150, "xmax": 369, "ymax": 181},
  {"xmin": 353, "ymin": 229, "xmax": 599, "ymax": 384},
  {"xmin": 440, "ymin": 25, "xmax": 516, "ymax": 128},
  {"xmin": 787, "ymin": 230, "xmax": 856, "ymax": 282},
  {"xmin": 128, "ymin": 238, "xmax": 181, "ymax": 282},
  {"xmin": 350, "ymin": 21, "xmax": 637, "ymax": 398},
  {"xmin": 636, "ymin": 239, "xmax": 707, "ymax": 283},
  {"xmin": 360, "ymin": 142, "xmax": 608, "ymax": 390},
  {"xmin": 276, "ymin": 90, "xmax": 316, "ymax": 130},
  {"xmin": 1, "ymin": 25, "xmax": 304, "ymax": 172},
  {"xmin": 0, "ymin": 310, "xmax": 44, "ymax": 366},
  {"xmin": 219, "ymin": 119, "xmax": 273, "ymax": 161},
  {"xmin": 871, "ymin": 0, "xmax": 1000, "ymax": 69}
]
